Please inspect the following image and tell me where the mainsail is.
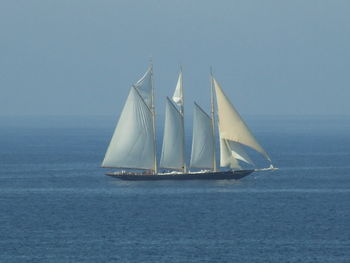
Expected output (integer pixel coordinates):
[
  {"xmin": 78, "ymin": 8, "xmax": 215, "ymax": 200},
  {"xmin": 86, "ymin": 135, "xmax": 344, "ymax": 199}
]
[
  {"xmin": 213, "ymin": 78, "xmax": 271, "ymax": 163},
  {"xmin": 190, "ymin": 103, "xmax": 214, "ymax": 169},
  {"xmin": 170, "ymin": 70, "xmax": 186, "ymax": 172},
  {"xmin": 160, "ymin": 97, "xmax": 185, "ymax": 170},
  {"xmin": 102, "ymin": 87, "xmax": 155, "ymax": 169}
]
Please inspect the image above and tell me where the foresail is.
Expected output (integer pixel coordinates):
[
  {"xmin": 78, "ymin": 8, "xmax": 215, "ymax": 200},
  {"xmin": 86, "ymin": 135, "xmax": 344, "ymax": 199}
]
[
  {"xmin": 219, "ymin": 138, "xmax": 241, "ymax": 169},
  {"xmin": 102, "ymin": 87, "xmax": 155, "ymax": 169},
  {"xmin": 190, "ymin": 103, "xmax": 214, "ymax": 169},
  {"xmin": 172, "ymin": 71, "xmax": 183, "ymax": 107},
  {"xmin": 133, "ymin": 67, "xmax": 153, "ymax": 108},
  {"xmin": 213, "ymin": 78, "xmax": 271, "ymax": 162},
  {"xmin": 160, "ymin": 98, "xmax": 185, "ymax": 169},
  {"xmin": 226, "ymin": 140, "xmax": 254, "ymax": 166}
]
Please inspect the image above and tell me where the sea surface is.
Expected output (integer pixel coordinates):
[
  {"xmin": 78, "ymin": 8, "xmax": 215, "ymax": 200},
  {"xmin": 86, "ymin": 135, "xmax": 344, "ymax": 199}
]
[{"xmin": 0, "ymin": 116, "xmax": 349, "ymax": 262}]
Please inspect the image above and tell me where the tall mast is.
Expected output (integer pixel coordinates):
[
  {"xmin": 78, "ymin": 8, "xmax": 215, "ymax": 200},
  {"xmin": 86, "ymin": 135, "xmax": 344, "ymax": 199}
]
[
  {"xmin": 180, "ymin": 67, "xmax": 187, "ymax": 173},
  {"xmin": 150, "ymin": 61, "xmax": 158, "ymax": 174},
  {"xmin": 210, "ymin": 68, "xmax": 217, "ymax": 172}
]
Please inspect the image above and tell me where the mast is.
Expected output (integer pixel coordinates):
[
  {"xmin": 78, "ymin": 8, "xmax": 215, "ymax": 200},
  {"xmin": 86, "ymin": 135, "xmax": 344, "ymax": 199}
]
[
  {"xmin": 210, "ymin": 68, "xmax": 217, "ymax": 172},
  {"xmin": 180, "ymin": 67, "xmax": 187, "ymax": 173},
  {"xmin": 150, "ymin": 62, "xmax": 158, "ymax": 174}
]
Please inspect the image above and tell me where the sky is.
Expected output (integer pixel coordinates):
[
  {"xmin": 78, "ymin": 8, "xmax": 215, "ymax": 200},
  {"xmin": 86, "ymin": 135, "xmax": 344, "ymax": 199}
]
[{"xmin": 0, "ymin": 0, "xmax": 349, "ymax": 117}]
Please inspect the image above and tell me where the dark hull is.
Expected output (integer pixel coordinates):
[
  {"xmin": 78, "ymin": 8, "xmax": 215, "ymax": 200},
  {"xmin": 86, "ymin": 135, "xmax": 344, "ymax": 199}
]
[{"xmin": 105, "ymin": 170, "xmax": 254, "ymax": 181}]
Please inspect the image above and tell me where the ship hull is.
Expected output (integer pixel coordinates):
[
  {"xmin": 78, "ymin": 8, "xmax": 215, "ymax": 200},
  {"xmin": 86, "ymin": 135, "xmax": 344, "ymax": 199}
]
[{"xmin": 105, "ymin": 170, "xmax": 254, "ymax": 181}]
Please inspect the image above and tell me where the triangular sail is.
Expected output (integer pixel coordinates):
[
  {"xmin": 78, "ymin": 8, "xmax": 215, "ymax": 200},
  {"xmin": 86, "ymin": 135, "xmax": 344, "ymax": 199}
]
[
  {"xmin": 160, "ymin": 97, "xmax": 185, "ymax": 169},
  {"xmin": 172, "ymin": 71, "xmax": 183, "ymax": 108},
  {"xmin": 219, "ymin": 138, "xmax": 241, "ymax": 169},
  {"xmin": 226, "ymin": 140, "xmax": 254, "ymax": 166},
  {"xmin": 133, "ymin": 67, "xmax": 152, "ymax": 108},
  {"xmin": 102, "ymin": 87, "xmax": 155, "ymax": 169},
  {"xmin": 190, "ymin": 103, "xmax": 214, "ymax": 169},
  {"xmin": 213, "ymin": 78, "xmax": 271, "ymax": 162}
]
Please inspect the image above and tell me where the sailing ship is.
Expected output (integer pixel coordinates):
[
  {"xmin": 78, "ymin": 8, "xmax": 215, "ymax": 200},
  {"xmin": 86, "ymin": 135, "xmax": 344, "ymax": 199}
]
[{"xmin": 102, "ymin": 64, "xmax": 277, "ymax": 180}]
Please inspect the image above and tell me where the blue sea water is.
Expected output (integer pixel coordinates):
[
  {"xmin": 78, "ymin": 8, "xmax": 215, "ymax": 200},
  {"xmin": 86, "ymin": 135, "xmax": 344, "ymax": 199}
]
[{"xmin": 0, "ymin": 116, "xmax": 349, "ymax": 262}]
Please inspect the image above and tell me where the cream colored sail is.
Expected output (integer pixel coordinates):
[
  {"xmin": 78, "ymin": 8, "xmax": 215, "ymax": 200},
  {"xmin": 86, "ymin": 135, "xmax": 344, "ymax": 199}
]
[
  {"xmin": 102, "ymin": 87, "xmax": 155, "ymax": 169},
  {"xmin": 226, "ymin": 140, "xmax": 254, "ymax": 165},
  {"xmin": 160, "ymin": 98, "xmax": 185, "ymax": 170},
  {"xmin": 190, "ymin": 103, "xmax": 214, "ymax": 169},
  {"xmin": 219, "ymin": 137, "xmax": 241, "ymax": 169},
  {"xmin": 213, "ymin": 78, "xmax": 271, "ymax": 162}
]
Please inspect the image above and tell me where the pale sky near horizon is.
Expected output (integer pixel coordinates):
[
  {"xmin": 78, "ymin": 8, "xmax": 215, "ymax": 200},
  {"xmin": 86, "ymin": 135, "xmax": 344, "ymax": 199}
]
[{"xmin": 0, "ymin": 0, "xmax": 349, "ymax": 117}]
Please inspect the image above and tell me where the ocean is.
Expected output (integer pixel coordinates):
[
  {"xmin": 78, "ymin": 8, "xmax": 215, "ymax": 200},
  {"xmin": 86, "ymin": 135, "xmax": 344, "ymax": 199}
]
[{"xmin": 0, "ymin": 116, "xmax": 349, "ymax": 262}]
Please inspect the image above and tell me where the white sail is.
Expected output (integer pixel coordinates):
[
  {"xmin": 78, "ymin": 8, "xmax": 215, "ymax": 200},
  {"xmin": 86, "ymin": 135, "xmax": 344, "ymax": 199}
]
[
  {"xmin": 102, "ymin": 87, "xmax": 155, "ymax": 169},
  {"xmin": 172, "ymin": 71, "xmax": 183, "ymax": 107},
  {"xmin": 226, "ymin": 140, "xmax": 254, "ymax": 165},
  {"xmin": 219, "ymin": 138, "xmax": 241, "ymax": 169},
  {"xmin": 190, "ymin": 103, "xmax": 214, "ymax": 169},
  {"xmin": 160, "ymin": 97, "xmax": 185, "ymax": 169},
  {"xmin": 133, "ymin": 67, "xmax": 152, "ymax": 108},
  {"xmin": 213, "ymin": 78, "xmax": 271, "ymax": 162}
]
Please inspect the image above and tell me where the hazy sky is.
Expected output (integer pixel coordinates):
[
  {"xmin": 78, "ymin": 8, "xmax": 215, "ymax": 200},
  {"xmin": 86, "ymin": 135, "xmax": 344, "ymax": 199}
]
[{"xmin": 0, "ymin": 0, "xmax": 349, "ymax": 116}]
